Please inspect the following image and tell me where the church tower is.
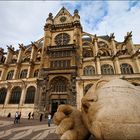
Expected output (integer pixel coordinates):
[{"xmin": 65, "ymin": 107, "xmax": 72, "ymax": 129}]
[{"xmin": 38, "ymin": 7, "xmax": 82, "ymax": 114}]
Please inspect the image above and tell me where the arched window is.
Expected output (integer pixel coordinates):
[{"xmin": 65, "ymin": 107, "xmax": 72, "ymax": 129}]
[
  {"xmin": 51, "ymin": 77, "xmax": 68, "ymax": 92},
  {"xmin": 120, "ymin": 63, "xmax": 133, "ymax": 74},
  {"xmin": 20, "ymin": 69, "xmax": 28, "ymax": 79},
  {"xmin": 84, "ymin": 66, "xmax": 95, "ymax": 76},
  {"xmin": 6, "ymin": 70, "xmax": 14, "ymax": 80},
  {"xmin": 84, "ymin": 84, "xmax": 93, "ymax": 95},
  {"xmin": 34, "ymin": 69, "xmax": 39, "ymax": 77},
  {"xmin": 83, "ymin": 50, "xmax": 93, "ymax": 57},
  {"xmin": 0, "ymin": 88, "xmax": 7, "ymax": 104},
  {"xmin": 101, "ymin": 64, "xmax": 114, "ymax": 75},
  {"xmin": 9, "ymin": 87, "xmax": 21, "ymax": 104},
  {"xmin": 25, "ymin": 86, "xmax": 35, "ymax": 104}
]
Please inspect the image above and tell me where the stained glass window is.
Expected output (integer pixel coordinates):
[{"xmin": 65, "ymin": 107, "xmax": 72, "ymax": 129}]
[
  {"xmin": 55, "ymin": 33, "xmax": 70, "ymax": 46},
  {"xmin": 101, "ymin": 64, "xmax": 114, "ymax": 75}
]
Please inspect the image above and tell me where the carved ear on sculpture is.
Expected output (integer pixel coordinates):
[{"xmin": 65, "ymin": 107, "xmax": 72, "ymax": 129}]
[{"xmin": 82, "ymin": 79, "xmax": 109, "ymax": 113}]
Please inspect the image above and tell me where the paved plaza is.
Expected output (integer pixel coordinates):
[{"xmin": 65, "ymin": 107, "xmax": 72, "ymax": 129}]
[{"xmin": 0, "ymin": 116, "xmax": 56, "ymax": 140}]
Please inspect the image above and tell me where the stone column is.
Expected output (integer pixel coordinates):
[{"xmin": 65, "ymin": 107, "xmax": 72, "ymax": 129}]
[
  {"xmin": 96, "ymin": 57, "xmax": 101, "ymax": 74},
  {"xmin": 27, "ymin": 64, "xmax": 33, "ymax": 78},
  {"xmin": 30, "ymin": 43, "xmax": 37, "ymax": 62},
  {"xmin": 94, "ymin": 36, "xmax": 98, "ymax": 56},
  {"xmin": 4, "ymin": 85, "xmax": 11, "ymax": 105},
  {"xmin": 13, "ymin": 65, "xmax": 21, "ymax": 79},
  {"xmin": 114, "ymin": 57, "xmax": 121, "ymax": 74},
  {"xmin": 19, "ymin": 84, "xmax": 26, "ymax": 106},
  {"xmin": 0, "ymin": 65, "xmax": 8, "ymax": 80}
]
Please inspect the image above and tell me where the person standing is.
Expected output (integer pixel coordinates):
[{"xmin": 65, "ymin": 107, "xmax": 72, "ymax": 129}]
[
  {"xmin": 14, "ymin": 111, "xmax": 19, "ymax": 124},
  {"xmin": 40, "ymin": 113, "xmax": 43, "ymax": 122},
  {"xmin": 28, "ymin": 112, "xmax": 31, "ymax": 120},
  {"xmin": 48, "ymin": 113, "xmax": 51, "ymax": 127}
]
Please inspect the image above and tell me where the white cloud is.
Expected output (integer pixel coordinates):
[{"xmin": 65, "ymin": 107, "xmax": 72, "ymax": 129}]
[
  {"xmin": 0, "ymin": 1, "xmax": 140, "ymax": 52},
  {"xmin": 93, "ymin": 1, "xmax": 140, "ymax": 43}
]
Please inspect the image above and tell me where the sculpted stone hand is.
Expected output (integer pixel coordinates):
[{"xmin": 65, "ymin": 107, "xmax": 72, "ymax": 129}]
[
  {"xmin": 53, "ymin": 104, "xmax": 90, "ymax": 140},
  {"xmin": 81, "ymin": 78, "xmax": 140, "ymax": 140}
]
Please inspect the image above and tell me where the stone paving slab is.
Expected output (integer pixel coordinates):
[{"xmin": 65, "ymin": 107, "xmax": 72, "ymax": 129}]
[{"xmin": 0, "ymin": 117, "xmax": 56, "ymax": 140}]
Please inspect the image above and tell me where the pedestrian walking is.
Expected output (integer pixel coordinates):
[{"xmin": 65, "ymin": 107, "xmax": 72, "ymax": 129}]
[
  {"xmin": 7, "ymin": 113, "xmax": 11, "ymax": 118},
  {"xmin": 40, "ymin": 113, "xmax": 43, "ymax": 122},
  {"xmin": 28, "ymin": 112, "xmax": 31, "ymax": 120},
  {"xmin": 14, "ymin": 111, "xmax": 19, "ymax": 124},
  {"xmin": 48, "ymin": 113, "xmax": 51, "ymax": 127}
]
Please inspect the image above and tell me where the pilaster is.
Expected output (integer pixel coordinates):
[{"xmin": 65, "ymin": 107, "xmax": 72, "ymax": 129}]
[
  {"xmin": 27, "ymin": 64, "xmax": 34, "ymax": 78},
  {"xmin": 94, "ymin": 35, "xmax": 99, "ymax": 56},
  {"xmin": 96, "ymin": 57, "xmax": 101, "ymax": 74},
  {"xmin": 114, "ymin": 57, "xmax": 121, "ymax": 74},
  {"xmin": 4, "ymin": 85, "xmax": 11, "ymax": 105},
  {"xmin": 133, "ymin": 57, "xmax": 140, "ymax": 73},
  {"xmin": 13, "ymin": 64, "xmax": 21, "ymax": 79},
  {"xmin": 1, "ymin": 65, "xmax": 8, "ymax": 80},
  {"xmin": 19, "ymin": 83, "xmax": 26, "ymax": 106}
]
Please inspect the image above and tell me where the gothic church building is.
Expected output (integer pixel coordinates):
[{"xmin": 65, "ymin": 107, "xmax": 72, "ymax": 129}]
[{"xmin": 0, "ymin": 7, "xmax": 140, "ymax": 117}]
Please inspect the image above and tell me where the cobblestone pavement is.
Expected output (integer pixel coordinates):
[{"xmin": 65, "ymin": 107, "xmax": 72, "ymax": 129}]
[{"xmin": 0, "ymin": 117, "xmax": 56, "ymax": 140}]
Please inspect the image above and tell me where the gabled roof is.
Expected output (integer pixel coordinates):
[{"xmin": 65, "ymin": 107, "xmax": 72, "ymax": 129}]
[{"xmin": 54, "ymin": 7, "xmax": 72, "ymax": 20}]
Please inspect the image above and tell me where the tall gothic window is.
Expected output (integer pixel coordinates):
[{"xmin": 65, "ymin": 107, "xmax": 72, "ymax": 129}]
[
  {"xmin": 51, "ymin": 77, "xmax": 68, "ymax": 92},
  {"xmin": 101, "ymin": 64, "xmax": 114, "ymax": 75},
  {"xmin": 20, "ymin": 69, "xmax": 28, "ymax": 79},
  {"xmin": 34, "ymin": 69, "xmax": 39, "ymax": 77},
  {"xmin": 0, "ymin": 88, "xmax": 7, "ymax": 104},
  {"xmin": 25, "ymin": 86, "xmax": 35, "ymax": 104},
  {"xmin": 84, "ymin": 66, "xmax": 95, "ymax": 76},
  {"xmin": 120, "ymin": 63, "xmax": 133, "ymax": 74},
  {"xmin": 6, "ymin": 70, "xmax": 14, "ymax": 80},
  {"xmin": 50, "ymin": 60, "xmax": 70, "ymax": 68},
  {"xmin": 9, "ymin": 87, "xmax": 21, "ymax": 104}
]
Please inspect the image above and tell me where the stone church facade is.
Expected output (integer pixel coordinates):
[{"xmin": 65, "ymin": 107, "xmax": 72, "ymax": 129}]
[{"xmin": 0, "ymin": 7, "xmax": 140, "ymax": 117}]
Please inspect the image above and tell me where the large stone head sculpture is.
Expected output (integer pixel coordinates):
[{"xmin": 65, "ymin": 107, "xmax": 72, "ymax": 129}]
[{"xmin": 81, "ymin": 78, "xmax": 140, "ymax": 140}]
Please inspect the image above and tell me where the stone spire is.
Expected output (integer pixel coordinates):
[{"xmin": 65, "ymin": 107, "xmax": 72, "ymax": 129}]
[{"xmin": 73, "ymin": 9, "xmax": 80, "ymax": 22}]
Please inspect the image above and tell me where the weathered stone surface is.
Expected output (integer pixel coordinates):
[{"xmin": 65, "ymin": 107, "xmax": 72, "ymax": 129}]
[
  {"xmin": 53, "ymin": 104, "xmax": 90, "ymax": 140},
  {"xmin": 82, "ymin": 78, "xmax": 140, "ymax": 140}
]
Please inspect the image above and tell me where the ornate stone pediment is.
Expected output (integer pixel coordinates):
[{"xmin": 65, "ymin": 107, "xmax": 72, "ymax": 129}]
[{"xmin": 54, "ymin": 7, "xmax": 73, "ymax": 25}]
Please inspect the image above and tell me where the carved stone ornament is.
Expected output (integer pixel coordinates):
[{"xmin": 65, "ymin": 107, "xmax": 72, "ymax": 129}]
[{"xmin": 60, "ymin": 16, "xmax": 66, "ymax": 23}]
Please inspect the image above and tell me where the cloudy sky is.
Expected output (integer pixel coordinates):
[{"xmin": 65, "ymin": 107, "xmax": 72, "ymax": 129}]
[{"xmin": 0, "ymin": 1, "xmax": 140, "ymax": 51}]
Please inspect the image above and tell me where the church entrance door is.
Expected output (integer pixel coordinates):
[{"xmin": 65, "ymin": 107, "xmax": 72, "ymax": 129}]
[{"xmin": 51, "ymin": 99, "xmax": 67, "ymax": 116}]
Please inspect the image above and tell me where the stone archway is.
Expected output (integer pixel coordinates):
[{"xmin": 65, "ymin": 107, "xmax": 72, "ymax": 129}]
[{"xmin": 49, "ymin": 76, "xmax": 69, "ymax": 115}]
